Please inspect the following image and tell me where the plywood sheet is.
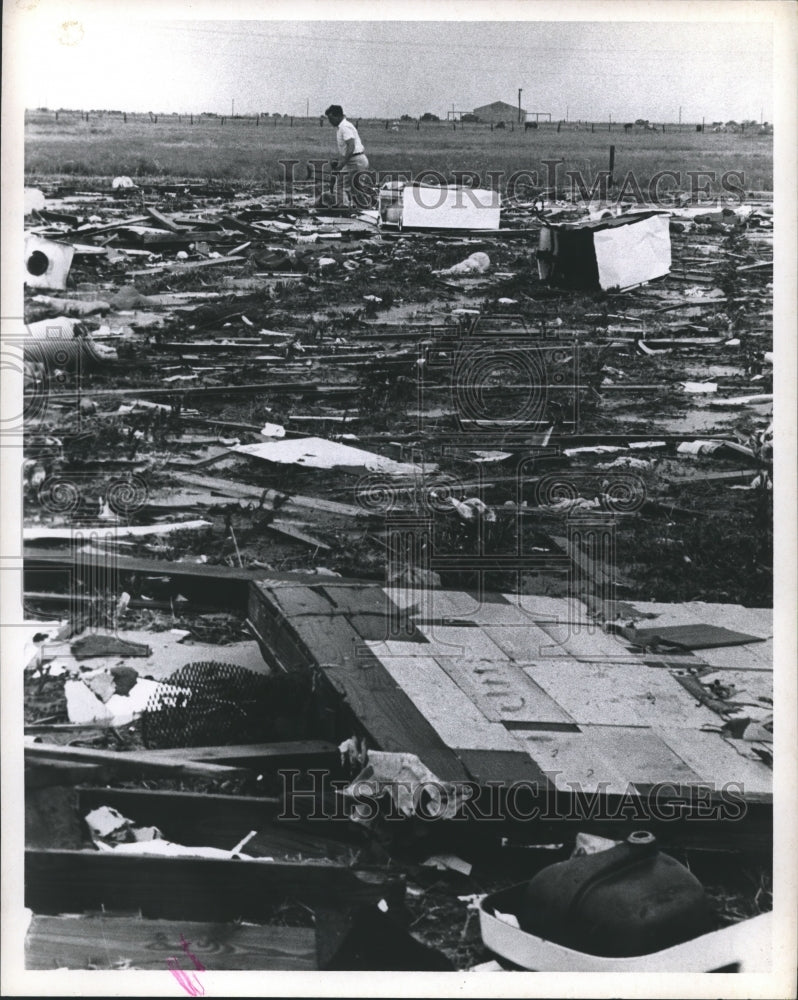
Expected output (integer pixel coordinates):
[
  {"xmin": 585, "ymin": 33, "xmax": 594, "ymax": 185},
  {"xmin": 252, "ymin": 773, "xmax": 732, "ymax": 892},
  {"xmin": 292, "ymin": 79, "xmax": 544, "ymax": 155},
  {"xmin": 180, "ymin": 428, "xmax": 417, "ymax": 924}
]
[
  {"xmin": 512, "ymin": 730, "xmax": 630, "ymax": 794},
  {"xmin": 373, "ymin": 653, "xmax": 519, "ymax": 751},
  {"xmin": 580, "ymin": 725, "xmax": 702, "ymax": 785},
  {"xmin": 523, "ymin": 661, "xmax": 719, "ymax": 728},
  {"xmin": 413, "ymin": 624, "xmax": 510, "ymax": 660},
  {"xmin": 532, "ymin": 620, "xmax": 634, "ymax": 661},
  {"xmin": 656, "ymin": 727, "xmax": 772, "ymax": 796},
  {"xmin": 483, "ymin": 623, "xmax": 581, "ymax": 661},
  {"xmin": 503, "ymin": 593, "xmax": 581, "ymax": 623},
  {"xmin": 434, "ymin": 655, "xmax": 575, "ymax": 724},
  {"xmin": 511, "ymin": 725, "xmax": 702, "ymax": 794}
]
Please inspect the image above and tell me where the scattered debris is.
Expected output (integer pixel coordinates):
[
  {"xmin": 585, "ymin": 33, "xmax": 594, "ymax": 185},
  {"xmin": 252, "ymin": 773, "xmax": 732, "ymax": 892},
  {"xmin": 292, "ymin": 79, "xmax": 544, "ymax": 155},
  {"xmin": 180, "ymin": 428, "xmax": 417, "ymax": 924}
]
[{"xmin": 19, "ymin": 160, "xmax": 774, "ymax": 973}]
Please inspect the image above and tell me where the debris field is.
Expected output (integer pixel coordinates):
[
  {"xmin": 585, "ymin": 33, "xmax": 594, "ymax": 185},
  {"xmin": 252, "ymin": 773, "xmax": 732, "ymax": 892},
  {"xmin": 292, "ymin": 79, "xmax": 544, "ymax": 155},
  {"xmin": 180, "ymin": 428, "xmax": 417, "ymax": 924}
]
[{"xmin": 21, "ymin": 175, "xmax": 774, "ymax": 972}]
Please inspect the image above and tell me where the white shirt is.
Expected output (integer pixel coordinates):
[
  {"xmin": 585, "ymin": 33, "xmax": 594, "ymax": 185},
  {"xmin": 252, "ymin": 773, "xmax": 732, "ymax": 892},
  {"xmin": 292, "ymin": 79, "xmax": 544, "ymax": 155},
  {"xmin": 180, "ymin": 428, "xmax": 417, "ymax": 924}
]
[{"xmin": 336, "ymin": 118, "xmax": 365, "ymax": 158}]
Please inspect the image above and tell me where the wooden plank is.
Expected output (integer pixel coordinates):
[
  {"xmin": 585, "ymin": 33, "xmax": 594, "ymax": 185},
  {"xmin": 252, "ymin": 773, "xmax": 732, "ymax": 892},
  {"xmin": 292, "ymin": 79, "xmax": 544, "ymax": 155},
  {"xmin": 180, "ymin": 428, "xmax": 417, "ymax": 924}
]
[
  {"xmin": 266, "ymin": 585, "xmax": 337, "ymax": 618},
  {"xmin": 626, "ymin": 623, "xmax": 767, "ymax": 650},
  {"xmin": 549, "ymin": 534, "xmax": 632, "ymax": 588},
  {"xmin": 24, "ymin": 548, "xmax": 270, "ymax": 610},
  {"xmin": 176, "ymin": 473, "xmax": 368, "ymax": 518},
  {"xmin": 25, "ymin": 850, "xmax": 404, "ymax": 921},
  {"xmin": 25, "ymin": 743, "xmax": 251, "ymax": 780},
  {"xmin": 321, "ymin": 585, "xmax": 389, "ymax": 617},
  {"xmin": 372, "ymin": 653, "xmax": 519, "ymax": 751},
  {"xmin": 455, "ymin": 749, "xmax": 552, "ymax": 787},
  {"xmin": 142, "ymin": 740, "xmax": 338, "ymax": 764},
  {"xmin": 251, "ymin": 587, "xmax": 470, "ymax": 782},
  {"xmin": 75, "ymin": 788, "xmax": 359, "ymax": 843},
  {"xmin": 75, "ymin": 790, "xmax": 370, "ymax": 863},
  {"xmin": 433, "ymin": 655, "xmax": 575, "ymax": 725},
  {"xmin": 25, "ymin": 760, "xmax": 106, "ymax": 789},
  {"xmin": 522, "ymin": 661, "xmax": 720, "ymax": 728},
  {"xmin": 25, "ymin": 914, "xmax": 317, "ymax": 971},
  {"xmin": 264, "ymin": 520, "xmax": 331, "ymax": 551},
  {"xmin": 145, "ymin": 206, "xmax": 188, "ymax": 232}
]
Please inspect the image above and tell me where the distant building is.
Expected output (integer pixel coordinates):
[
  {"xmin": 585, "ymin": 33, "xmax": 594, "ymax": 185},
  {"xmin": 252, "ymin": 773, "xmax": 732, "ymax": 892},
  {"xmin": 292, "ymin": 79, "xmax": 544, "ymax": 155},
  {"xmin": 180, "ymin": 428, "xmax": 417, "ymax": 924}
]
[{"xmin": 473, "ymin": 100, "xmax": 527, "ymax": 124}]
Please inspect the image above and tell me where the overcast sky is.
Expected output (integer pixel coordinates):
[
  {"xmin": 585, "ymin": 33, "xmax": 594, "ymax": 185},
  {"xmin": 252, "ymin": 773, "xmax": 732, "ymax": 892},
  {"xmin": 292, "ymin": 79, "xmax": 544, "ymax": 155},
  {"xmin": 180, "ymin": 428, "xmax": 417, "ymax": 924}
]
[{"xmin": 15, "ymin": 8, "xmax": 773, "ymax": 122}]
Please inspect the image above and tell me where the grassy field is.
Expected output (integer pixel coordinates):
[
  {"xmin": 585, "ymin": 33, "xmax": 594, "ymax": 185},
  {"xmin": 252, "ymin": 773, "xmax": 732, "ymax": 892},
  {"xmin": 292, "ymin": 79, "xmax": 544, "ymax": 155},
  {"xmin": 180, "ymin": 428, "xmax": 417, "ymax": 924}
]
[{"xmin": 24, "ymin": 110, "xmax": 773, "ymax": 195}]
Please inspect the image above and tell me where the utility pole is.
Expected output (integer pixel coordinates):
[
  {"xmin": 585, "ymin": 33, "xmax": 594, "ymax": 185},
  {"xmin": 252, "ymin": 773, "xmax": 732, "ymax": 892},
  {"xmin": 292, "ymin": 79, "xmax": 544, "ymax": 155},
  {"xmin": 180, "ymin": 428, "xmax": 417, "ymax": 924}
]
[
  {"xmin": 231, "ymin": 99, "xmax": 235, "ymax": 117},
  {"xmin": 566, "ymin": 105, "xmax": 569, "ymax": 122},
  {"xmin": 518, "ymin": 88, "xmax": 523, "ymax": 124},
  {"xmin": 679, "ymin": 105, "xmax": 682, "ymax": 125},
  {"xmin": 306, "ymin": 98, "xmax": 309, "ymax": 118}
]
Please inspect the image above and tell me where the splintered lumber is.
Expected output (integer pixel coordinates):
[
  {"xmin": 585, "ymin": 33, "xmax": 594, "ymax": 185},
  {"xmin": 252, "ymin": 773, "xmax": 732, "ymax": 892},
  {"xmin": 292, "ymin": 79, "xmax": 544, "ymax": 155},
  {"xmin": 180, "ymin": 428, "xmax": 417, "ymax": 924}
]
[
  {"xmin": 25, "ymin": 914, "xmax": 317, "ymax": 971},
  {"xmin": 145, "ymin": 206, "xmax": 188, "ymax": 232},
  {"xmin": 264, "ymin": 520, "xmax": 332, "ymax": 551},
  {"xmin": 25, "ymin": 743, "xmax": 252, "ymax": 781},
  {"xmin": 27, "ymin": 381, "xmax": 337, "ymax": 403},
  {"xmin": 176, "ymin": 471, "xmax": 370, "ymax": 518},
  {"xmin": 550, "ymin": 534, "xmax": 632, "ymax": 589},
  {"xmin": 25, "ymin": 850, "xmax": 405, "ymax": 920},
  {"xmin": 23, "ymin": 547, "xmax": 366, "ymax": 612}
]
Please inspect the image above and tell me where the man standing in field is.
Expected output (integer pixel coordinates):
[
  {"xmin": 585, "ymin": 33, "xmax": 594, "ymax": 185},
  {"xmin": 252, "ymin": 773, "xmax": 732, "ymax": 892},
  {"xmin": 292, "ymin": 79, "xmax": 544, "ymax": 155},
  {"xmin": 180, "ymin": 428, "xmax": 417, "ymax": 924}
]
[{"xmin": 324, "ymin": 104, "xmax": 372, "ymax": 207}]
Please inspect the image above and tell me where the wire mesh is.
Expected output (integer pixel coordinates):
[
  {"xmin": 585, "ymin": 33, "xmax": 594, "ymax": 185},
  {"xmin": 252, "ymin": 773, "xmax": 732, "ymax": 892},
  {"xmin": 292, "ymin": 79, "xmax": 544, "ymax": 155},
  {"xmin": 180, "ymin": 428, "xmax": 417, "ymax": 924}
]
[{"xmin": 140, "ymin": 660, "xmax": 311, "ymax": 749}]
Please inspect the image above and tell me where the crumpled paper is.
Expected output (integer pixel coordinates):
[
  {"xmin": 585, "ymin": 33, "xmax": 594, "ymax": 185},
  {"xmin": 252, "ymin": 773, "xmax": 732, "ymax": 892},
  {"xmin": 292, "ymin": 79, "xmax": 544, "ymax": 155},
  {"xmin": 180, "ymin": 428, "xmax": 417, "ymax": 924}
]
[{"xmin": 341, "ymin": 750, "xmax": 468, "ymax": 821}]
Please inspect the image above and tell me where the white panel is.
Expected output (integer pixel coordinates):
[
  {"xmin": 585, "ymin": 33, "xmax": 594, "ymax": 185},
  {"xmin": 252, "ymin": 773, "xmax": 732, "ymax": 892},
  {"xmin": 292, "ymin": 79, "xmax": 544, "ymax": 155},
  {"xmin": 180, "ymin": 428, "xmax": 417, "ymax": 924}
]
[
  {"xmin": 399, "ymin": 185, "xmax": 501, "ymax": 230},
  {"xmin": 593, "ymin": 214, "xmax": 671, "ymax": 290}
]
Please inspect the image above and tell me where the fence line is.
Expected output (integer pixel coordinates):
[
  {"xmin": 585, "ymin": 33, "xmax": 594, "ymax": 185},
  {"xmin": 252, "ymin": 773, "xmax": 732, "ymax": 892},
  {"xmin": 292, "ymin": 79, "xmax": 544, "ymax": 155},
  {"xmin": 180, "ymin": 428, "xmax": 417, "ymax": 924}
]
[{"xmin": 25, "ymin": 110, "xmax": 771, "ymax": 136}]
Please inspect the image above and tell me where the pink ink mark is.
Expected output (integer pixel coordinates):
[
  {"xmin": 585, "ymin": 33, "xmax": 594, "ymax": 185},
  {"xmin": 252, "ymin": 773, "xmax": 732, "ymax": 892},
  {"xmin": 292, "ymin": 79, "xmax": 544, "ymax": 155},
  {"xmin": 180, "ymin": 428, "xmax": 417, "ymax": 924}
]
[
  {"xmin": 167, "ymin": 957, "xmax": 204, "ymax": 996},
  {"xmin": 167, "ymin": 938, "xmax": 206, "ymax": 996},
  {"xmin": 180, "ymin": 934, "xmax": 207, "ymax": 972}
]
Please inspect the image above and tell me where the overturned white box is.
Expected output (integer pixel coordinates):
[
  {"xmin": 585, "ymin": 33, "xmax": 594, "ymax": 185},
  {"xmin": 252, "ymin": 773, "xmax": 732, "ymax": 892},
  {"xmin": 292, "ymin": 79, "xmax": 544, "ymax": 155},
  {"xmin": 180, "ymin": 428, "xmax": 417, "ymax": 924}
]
[
  {"xmin": 379, "ymin": 181, "xmax": 501, "ymax": 232},
  {"xmin": 538, "ymin": 210, "xmax": 671, "ymax": 291}
]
